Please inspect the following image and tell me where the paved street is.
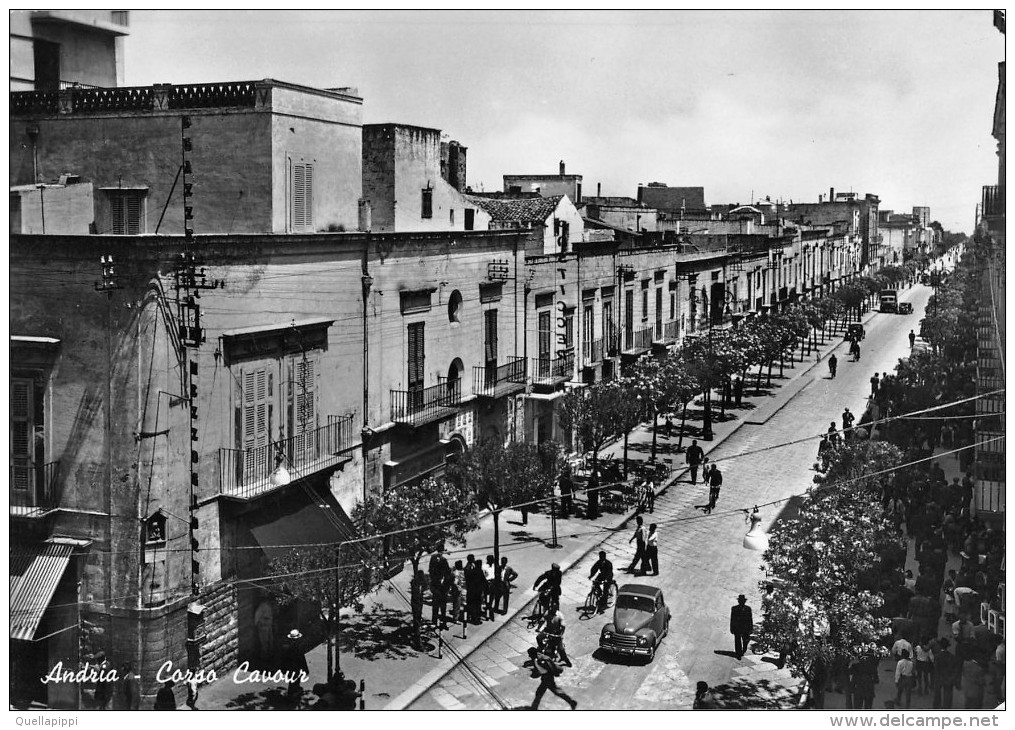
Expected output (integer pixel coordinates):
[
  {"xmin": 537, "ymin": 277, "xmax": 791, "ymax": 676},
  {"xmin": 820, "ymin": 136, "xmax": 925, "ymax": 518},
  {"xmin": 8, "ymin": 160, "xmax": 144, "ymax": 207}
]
[{"xmin": 409, "ymin": 284, "xmax": 933, "ymax": 710}]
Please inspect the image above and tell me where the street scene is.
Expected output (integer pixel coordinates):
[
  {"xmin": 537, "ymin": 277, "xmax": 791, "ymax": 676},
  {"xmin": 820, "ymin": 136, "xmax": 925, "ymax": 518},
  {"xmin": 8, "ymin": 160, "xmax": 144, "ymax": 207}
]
[{"xmin": 9, "ymin": 10, "xmax": 1005, "ymax": 716}]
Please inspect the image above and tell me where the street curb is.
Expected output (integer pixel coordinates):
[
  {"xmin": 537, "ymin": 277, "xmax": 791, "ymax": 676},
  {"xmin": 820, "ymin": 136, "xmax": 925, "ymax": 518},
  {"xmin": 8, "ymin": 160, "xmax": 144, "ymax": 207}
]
[{"xmin": 388, "ymin": 315, "xmax": 875, "ymax": 710}]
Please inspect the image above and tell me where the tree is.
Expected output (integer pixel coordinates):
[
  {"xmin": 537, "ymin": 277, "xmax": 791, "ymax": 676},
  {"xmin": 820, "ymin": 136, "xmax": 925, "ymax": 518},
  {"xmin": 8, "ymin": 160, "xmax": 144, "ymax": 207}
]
[
  {"xmin": 626, "ymin": 355, "xmax": 686, "ymax": 461},
  {"xmin": 354, "ymin": 475, "xmax": 478, "ymax": 578},
  {"xmin": 832, "ymin": 281, "xmax": 866, "ymax": 321},
  {"xmin": 753, "ymin": 441, "xmax": 904, "ymax": 706},
  {"xmin": 266, "ymin": 544, "xmax": 375, "ymax": 682},
  {"xmin": 683, "ymin": 328, "xmax": 748, "ymax": 433},
  {"xmin": 449, "ymin": 439, "xmax": 559, "ymax": 564}
]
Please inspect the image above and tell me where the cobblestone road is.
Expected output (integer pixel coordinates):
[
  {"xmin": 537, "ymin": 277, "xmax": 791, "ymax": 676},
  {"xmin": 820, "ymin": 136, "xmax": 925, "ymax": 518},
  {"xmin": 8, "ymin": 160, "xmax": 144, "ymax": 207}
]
[{"xmin": 410, "ymin": 284, "xmax": 932, "ymax": 710}]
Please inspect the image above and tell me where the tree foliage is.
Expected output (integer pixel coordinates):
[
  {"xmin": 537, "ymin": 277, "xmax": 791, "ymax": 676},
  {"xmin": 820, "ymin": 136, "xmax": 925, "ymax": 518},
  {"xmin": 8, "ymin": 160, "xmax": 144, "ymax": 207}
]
[{"xmin": 558, "ymin": 380, "xmax": 630, "ymax": 462}]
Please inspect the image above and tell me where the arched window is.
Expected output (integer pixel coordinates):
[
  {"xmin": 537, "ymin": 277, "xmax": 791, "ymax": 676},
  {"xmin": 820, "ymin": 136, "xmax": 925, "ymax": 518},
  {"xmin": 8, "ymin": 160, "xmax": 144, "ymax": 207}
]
[{"xmin": 448, "ymin": 289, "xmax": 463, "ymax": 323}]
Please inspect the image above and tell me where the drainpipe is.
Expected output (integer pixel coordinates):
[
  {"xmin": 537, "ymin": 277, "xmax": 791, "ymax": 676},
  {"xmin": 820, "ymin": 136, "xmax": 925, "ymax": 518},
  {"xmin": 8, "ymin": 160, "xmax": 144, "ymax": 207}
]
[{"xmin": 361, "ymin": 241, "xmax": 372, "ymax": 499}]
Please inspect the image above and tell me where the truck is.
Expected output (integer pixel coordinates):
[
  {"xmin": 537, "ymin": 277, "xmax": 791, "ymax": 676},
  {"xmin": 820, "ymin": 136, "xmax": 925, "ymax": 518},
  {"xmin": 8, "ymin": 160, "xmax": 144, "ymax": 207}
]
[{"xmin": 879, "ymin": 289, "xmax": 899, "ymax": 313}]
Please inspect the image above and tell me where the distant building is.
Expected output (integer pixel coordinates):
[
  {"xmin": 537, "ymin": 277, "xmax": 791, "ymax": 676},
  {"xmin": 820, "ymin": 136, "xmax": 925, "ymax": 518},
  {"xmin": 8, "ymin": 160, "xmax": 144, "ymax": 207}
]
[
  {"xmin": 10, "ymin": 10, "xmax": 129, "ymax": 91},
  {"xmin": 361, "ymin": 123, "xmax": 488, "ymax": 233},
  {"xmin": 782, "ymin": 188, "xmax": 881, "ymax": 270},
  {"xmin": 464, "ymin": 193, "xmax": 584, "ymax": 256},
  {"xmin": 637, "ymin": 183, "xmax": 707, "ymax": 214},
  {"xmin": 579, "ymin": 196, "xmax": 657, "ymax": 233},
  {"xmin": 503, "ymin": 160, "xmax": 582, "ymax": 203}
]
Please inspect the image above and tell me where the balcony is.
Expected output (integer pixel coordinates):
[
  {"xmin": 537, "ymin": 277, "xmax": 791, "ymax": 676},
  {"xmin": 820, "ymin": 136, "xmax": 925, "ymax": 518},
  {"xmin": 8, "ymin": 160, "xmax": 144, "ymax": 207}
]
[
  {"xmin": 390, "ymin": 379, "xmax": 462, "ymax": 427},
  {"xmin": 982, "ymin": 185, "xmax": 1005, "ymax": 219},
  {"xmin": 582, "ymin": 338, "xmax": 604, "ymax": 367},
  {"xmin": 653, "ymin": 320, "xmax": 679, "ymax": 346},
  {"xmin": 532, "ymin": 351, "xmax": 575, "ymax": 390},
  {"xmin": 218, "ymin": 416, "xmax": 356, "ymax": 500},
  {"xmin": 10, "ymin": 460, "xmax": 61, "ymax": 518},
  {"xmin": 472, "ymin": 357, "xmax": 527, "ymax": 399},
  {"xmin": 622, "ymin": 325, "xmax": 654, "ymax": 358}
]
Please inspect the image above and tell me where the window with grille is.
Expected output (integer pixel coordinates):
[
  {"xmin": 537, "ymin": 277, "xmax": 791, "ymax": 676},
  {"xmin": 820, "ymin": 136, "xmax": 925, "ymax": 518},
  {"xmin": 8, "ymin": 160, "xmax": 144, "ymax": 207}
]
[
  {"xmin": 484, "ymin": 309, "xmax": 499, "ymax": 370},
  {"xmin": 241, "ymin": 368, "xmax": 272, "ymax": 478},
  {"xmin": 421, "ymin": 188, "xmax": 433, "ymax": 219},
  {"xmin": 602, "ymin": 299, "xmax": 614, "ymax": 349},
  {"xmin": 107, "ymin": 190, "xmax": 146, "ymax": 234},
  {"xmin": 288, "ymin": 355, "xmax": 317, "ymax": 460},
  {"xmin": 290, "ymin": 161, "xmax": 314, "ymax": 232},
  {"xmin": 538, "ymin": 310, "xmax": 551, "ymax": 375}
]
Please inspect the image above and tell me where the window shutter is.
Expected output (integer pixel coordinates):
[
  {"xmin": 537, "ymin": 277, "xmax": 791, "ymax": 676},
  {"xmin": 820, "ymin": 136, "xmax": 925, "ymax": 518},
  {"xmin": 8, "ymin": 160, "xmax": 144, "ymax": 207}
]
[
  {"xmin": 484, "ymin": 310, "xmax": 498, "ymax": 363},
  {"xmin": 538, "ymin": 311, "xmax": 551, "ymax": 359},
  {"xmin": 111, "ymin": 196, "xmax": 125, "ymax": 235},
  {"xmin": 242, "ymin": 368, "xmax": 270, "ymax": 477},
  {"xmin": 407, "ymin": 323, "xmax": 425, "ymax": 388},
  {"xmin": 11, "ymin": 379, "xmax": 33, "ymax": 492},
  {"xmin": 304, "ymin": 164, "xmax": 314, "ymax": 229},
  {"xmin": 126, "ymin": 194, "xmax": 141, "ymax": 234},
  {"xmin": 293, "ymin": 164, "xmax": 306, "ymax": 230}
]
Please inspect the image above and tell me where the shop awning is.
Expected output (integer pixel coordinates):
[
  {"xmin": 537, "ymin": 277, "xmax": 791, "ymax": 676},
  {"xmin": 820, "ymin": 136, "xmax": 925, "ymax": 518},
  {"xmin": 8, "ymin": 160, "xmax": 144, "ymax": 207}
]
[
  {"xmin": 10, "ymin": 542, "xmax": 73, "ymax": 641},
  {"xmin": 247, "ymin": 484, "xmax": 358, "ymax": 564}
]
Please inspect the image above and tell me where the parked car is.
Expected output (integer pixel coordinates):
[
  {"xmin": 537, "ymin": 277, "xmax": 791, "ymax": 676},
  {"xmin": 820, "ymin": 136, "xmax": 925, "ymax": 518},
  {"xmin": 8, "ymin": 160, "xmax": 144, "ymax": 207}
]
[
  {"xmin": 599, "ymin": 584, "xmax": 670, "ymax": 661},
  {"xmin": 845, "ymin": 322, "xmax": 866, "ymax": 342},
  {"xmin": 898, "ymin": 302, "xmax": 913, "ymax": 315}
]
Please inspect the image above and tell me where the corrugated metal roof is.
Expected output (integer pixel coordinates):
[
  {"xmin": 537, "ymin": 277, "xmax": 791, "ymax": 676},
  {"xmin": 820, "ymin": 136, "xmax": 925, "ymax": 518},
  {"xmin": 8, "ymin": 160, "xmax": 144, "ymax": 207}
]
[{"xmin": 10, "ymin": 542, "xmax": 73, "ymax": 641}]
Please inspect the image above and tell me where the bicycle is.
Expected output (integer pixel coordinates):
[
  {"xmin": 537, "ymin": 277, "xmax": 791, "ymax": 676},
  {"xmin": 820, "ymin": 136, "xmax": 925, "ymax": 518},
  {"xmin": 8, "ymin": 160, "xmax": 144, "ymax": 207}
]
[
  {"xmin": 583, "ymin": 579, "xmax": 618, "ymax": 614},
  {"xmin": 528, "ymin": 587, "xmax": 559, "ymax": 625}
]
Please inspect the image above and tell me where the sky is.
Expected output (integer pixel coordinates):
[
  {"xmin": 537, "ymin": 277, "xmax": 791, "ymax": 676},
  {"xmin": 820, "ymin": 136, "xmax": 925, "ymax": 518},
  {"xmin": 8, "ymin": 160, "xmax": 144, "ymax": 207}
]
[{"xmin": 123, "ymin": 9, "xmax": 1003, "ymax": 232}]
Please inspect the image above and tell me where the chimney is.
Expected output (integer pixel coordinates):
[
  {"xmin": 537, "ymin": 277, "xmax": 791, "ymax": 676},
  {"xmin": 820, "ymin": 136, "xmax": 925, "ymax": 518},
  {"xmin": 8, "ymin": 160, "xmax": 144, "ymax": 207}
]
[
  {"xmin": 829, "ymin": 187, "xmax": 835, "ymax": 201},
  {"xmin": 559, "ymin": 160, "xmax": 565, "ymax": 175},
  {"xmin": 597, "ymin": 182, "xmax": 601, "ymax": 197},
  {"xmin": 358, "ymin": 199, "xmax": 372, "ymax": 232}
]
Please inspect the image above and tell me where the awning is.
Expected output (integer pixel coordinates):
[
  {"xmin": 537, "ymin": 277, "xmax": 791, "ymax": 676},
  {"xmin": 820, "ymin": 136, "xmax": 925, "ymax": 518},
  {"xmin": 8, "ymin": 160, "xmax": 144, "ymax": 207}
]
[
  {"xmin": 247, "ymin": 484, "xmax": 358, "ymax": 564},
  {"xmin": 10, "ymin": 542, "xmax": 74, "ymax": 641}
]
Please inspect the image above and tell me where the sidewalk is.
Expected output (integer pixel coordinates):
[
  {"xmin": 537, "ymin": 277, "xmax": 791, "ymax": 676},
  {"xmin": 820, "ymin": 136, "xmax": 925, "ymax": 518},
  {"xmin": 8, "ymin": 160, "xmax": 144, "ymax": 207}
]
[{"xmin": 197, "ymin": 316, "xmax": 867, "ymax": 711}]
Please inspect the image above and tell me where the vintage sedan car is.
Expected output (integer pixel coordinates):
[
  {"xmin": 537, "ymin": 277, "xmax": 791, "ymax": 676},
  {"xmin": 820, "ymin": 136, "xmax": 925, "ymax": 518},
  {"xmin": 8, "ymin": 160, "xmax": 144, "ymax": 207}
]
[
  {"xmin": 599, "ymin": 584, "xmax": 670, "ymax": 661},
  {"xmin": 845, "ymin": 322, "xmax": 866, "ymax": 342},
  {"xmin": 898, "ymin": 302, "xmax": 914, "ymax": 315}
]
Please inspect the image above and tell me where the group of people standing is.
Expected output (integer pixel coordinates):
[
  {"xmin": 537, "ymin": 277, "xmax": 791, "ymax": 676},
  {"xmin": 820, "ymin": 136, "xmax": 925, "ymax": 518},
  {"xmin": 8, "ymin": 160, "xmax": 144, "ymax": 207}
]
[
  {"xmin": 685, "ymin": 439, "xmax": 724, "ymax": 513},
  {"xmin": 414, "ymin": 549, "xmax": 519, "ymax": 646}
]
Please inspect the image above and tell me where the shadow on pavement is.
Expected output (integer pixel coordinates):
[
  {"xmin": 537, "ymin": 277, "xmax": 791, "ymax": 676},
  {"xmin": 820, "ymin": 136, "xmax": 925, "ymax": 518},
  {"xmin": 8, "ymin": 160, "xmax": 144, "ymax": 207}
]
[
  {"xmin": 509, "ymin": 530, "xmax": 546, "ymax": 544},
  {"xmin": 339, "ymin": 606, "xmax": 420, "ymax": 661},
  {"xmin": 590, "ymin": 648, "xmax": 652, "ymax": 667},
  {"xmin": 713, "ymin": 649, "xmax": 739, "ymax": 658},
  {"xmin": 710, "ymin": 677, "xmax": 801, "ymax": 709}
]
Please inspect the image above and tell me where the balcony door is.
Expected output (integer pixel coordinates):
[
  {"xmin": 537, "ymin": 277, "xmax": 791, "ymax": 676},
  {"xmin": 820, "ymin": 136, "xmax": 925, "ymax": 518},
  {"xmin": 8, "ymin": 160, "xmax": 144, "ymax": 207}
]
[{"xmin": 408, "ymin": 322, "xmax": 425, "ymax": 410}]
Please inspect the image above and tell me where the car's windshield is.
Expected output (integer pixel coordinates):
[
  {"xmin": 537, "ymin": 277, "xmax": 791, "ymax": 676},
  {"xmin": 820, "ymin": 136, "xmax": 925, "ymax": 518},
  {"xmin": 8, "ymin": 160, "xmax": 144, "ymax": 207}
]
[{"xmin": 616, "ymin": 594, "xmax": 655, "ymax": 612}]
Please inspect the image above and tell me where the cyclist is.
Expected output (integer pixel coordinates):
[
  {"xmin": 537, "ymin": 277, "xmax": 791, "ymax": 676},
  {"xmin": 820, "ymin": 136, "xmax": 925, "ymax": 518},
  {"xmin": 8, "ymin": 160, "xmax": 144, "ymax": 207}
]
[
  {"xmin": 588, "ymin": 551, "xmax": 614, "ymax": 613},
  {"xmin": 537, "ymin": 609, "xmax": 572, "ymax": 667},
  {"xmin": 533, "ymin": 563, "xmax": 563, "ymax": 617}
]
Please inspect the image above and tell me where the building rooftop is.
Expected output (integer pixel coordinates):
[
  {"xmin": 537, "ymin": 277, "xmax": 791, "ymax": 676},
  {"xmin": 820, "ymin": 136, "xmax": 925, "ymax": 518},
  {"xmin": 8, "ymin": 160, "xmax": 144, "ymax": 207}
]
[
  {"xmin": 464, "ymin": 194, "xmax": 563, "ymax": 223},
  {"xmin": 582, "ymin": 196, "xmax": 646, "ymax": 209}
]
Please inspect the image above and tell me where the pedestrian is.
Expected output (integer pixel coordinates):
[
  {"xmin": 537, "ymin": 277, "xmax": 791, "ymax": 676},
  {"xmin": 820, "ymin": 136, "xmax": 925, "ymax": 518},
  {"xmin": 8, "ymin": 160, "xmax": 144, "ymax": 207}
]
[
  {"xmin": 827, "ymin": 422, "xmax": 841, "ymax": 448},
  {"xmin": 185, "ymin": 676, "xmax": 200, "ymax": 710},
  {"xmin": 849, "ymin": 655, "xmax": 878, "ymax": 710},
  {"xmin": 870, "ymin": 372, "xmax": 880, "ymax": 398},
  {"xmin": 119, "ymin": 662, "xmax": 140, "ymax": 710},
  {"xmin": 891, "ymin": 631, "xmax": 913, "ymax": 661},
  {"xmin": 451, "ymin": 560, "xmax": 466, "ymax": 622},
  {"xmin": 465, "ymin": 554, "xmax": 486, "ymax": 624},
  {"xmin": 733, "ymin": 375, "xmax": 744, "ymax": 406},
  {"xmin": 895, "ymin": 648, "xmax": 916, "ymax": 709},
  {"xmin": 693, "ymin": 681, "xmax": 717, "ymax": 709},
  {"xmin": 685, "ymin": 439, "xmax": 705, "ymax": 484},
  {"xmin": 828, "ymin": 353, "xmax": 837, "ymax": 378},
  {"xmin": 932, "ymin": 638, "xmax": 959, "ymax": 709},
  {"xmin": 729, "ymin": 594, "xmax": 753, "ymax": 659},
  {"xmin": 842, "ymin": 407, "xmax": 855, "ymax": 437},
  {"xmin": 664, "ymin": 413, "xmax": 674, "ymax": 437},
  {"xmin": 93, "ymin": 653, "xmax": 112, "ymax": 710},
  {"xmin": 961, "ymin": 656, "xmax": 988, "ymax": 709},
  {"xmin": 483, "ymin": 555, "xmax": 498, "ymax": 620},
  {"xmin": 527, "ymin": 647, "xmax": 577, "ymax": 710},
  {"xmin": 498, "ymin": 556, "xmax": 518, "ymax": 614},
  {"xmin": 641, "ymin": 479, "xmax": 655, "ymax": 514},
  {"xmin": 642, "ymin": 523, "xmax": 659, "ymax": 576},
  {"xmin": 914, "ymin": 636, "xmax": 935, "ymax": 694},
  {"xmin": 410, "ymin": 570, "xmax": 426, "ymax": 649},
  {"xmin": 909, "ymin": 329, "xmax": 916, "ymax": 348},
  {"xmin": 538, "ymin": 609, "xmax": 572, "ymax": 667},
  {"xmin": 852, "ymin": 340, "xmax": 861, "ymax": 361},
  {"xmin": 428, "ymin": 549, "xmax": 450, "ymax": 629},
  {"xmin": 284, "ymin": 629, "xmax": 310, "ymax": 704},
  {"xmin": 587, "ymin": 468, "xmax": 601, "ymax": 519},
  {"xmin": 154, "ymin": 680, "xmax": 177, "ymax": 710},
  {"xmin": 627, "ymin": 515, "xmax": 646, "ymax": 572},
  {"xmin": 559, "ymin": 464, "xmax": 574, "ymax": 518},
  {"xmin": 706, "ymin": 463, "xmax": 723, "ymax": 513}
]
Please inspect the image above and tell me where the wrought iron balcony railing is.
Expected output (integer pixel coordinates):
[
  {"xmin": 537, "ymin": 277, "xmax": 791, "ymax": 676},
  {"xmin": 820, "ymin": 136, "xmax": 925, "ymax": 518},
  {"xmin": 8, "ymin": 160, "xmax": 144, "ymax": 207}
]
[
  {"xmin": 472, "ymin": 357, "xmax": 527, "ymax": 398},
  {"xmin": 10, "ymin": 460, "xmax": 61, "ymax": 517},
  {"xmin": 390, "ymin": 379, "xmax": 462, "ymax": 427},
  {"xmin": 622, "ymin": 326, "xmax": 654, "ymax": 353},
  {"xmin": 654, "ymin": 320, "xmax": 679, "ymax": 344},
  {"xmin": 532, "ymin": 351, "xmax": 575, "ymax": 387},
  {"xmin": 582, "ymin": 338, "xmax": 603, "ymax": 366},
  {"xmin": 218, "ymin": 415, "xmax": 355, "ymax": 500}
]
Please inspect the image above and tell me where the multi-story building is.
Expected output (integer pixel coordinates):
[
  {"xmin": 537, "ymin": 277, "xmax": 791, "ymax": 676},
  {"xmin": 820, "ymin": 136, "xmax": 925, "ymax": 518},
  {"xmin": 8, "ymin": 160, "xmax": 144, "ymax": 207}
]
[
  {"xmin": 10, "ymin": 10, "xmax": 129, "ymax": 92},
  {"xmin": 782, "ymin": 189, "xmax": 881, "ymax": 271},
  {"xmin": 637, "ymin": 183, "xmax": 707, "ymax": 215},
  {"xmin": 464, "ymin": 193, "xmax": 584, "ymax": 256},
  {"xmin": 579, "ymin": 196, "xmax": 658, "ymax": 233},
  {"xmin": 10, "ymin": 79, "xmax": 365, "ymax": 235}
]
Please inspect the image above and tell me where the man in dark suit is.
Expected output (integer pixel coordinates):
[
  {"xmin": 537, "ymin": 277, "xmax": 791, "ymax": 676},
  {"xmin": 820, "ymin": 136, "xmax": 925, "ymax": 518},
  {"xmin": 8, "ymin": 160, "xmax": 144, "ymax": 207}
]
[
  {"xmin": 685, "ymin": 440, "xmax": 705, "ymax": 484},
  {"xmin": 730, "ymin": 594, "xmax": 753, "ymax": 659}
]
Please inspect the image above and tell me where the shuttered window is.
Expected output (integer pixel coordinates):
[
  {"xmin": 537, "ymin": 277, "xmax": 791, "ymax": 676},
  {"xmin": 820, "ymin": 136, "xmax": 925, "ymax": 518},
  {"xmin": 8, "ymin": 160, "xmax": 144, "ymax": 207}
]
[
  {"xmin": 291, "ymin": 161, "xmax": 314, "ymax": 232},
  {"xmin": 242, "ymin": 368, "xmax": 271, "ymax": 477},
  {"xmin": 538, "ymin": 311, "xmax": 551, "ymax": 360},
  {"xmin": 108, "ymin": 191, "xmax": 146, "ymax": 234},
  {"xmin": 407, "ymin": 323, "xmax": 425, "ymax": 390},
  {"xmin": 484, "ymin": 309, "xmax": 498, "ymax": 366},
  {"xmin": 421, "ymin": 188, "xmax": 433, "ymax": 219},
  {"xmin": 11, "ymin": 379, "xmax": 33, "ymax": 493},
  {"xmin": 288, "ymin": 356, "xmax": 316, "ymax": 461}
]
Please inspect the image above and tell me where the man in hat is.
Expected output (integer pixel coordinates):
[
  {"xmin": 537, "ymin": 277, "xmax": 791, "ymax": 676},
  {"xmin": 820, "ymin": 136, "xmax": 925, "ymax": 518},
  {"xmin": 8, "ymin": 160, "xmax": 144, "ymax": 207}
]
[
  {"xmin": 527, "ymin": 647, "xmax": 577, "ymax": 710},
  {"xmin": 685, "ymin": 440, "xmax": 705, "ymax": 484},
  {"xmin": 284, "ymin": 629, "xmax": 309, "ymax": 704},
  {"xmin": 730, "ymin": 594, "xmax": 753, "ymax": 659},
  {"xmin": 154, "ymin": 680, "xmax": 177, "ymax": 710}
]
